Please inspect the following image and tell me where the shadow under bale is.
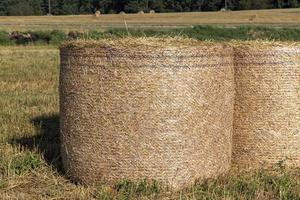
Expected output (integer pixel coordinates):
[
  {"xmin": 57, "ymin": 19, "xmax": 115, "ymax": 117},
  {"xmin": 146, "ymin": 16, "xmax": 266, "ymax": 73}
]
[{"xmin": 10, "ymin": 114, "xmax": 62, "ymax": 173}]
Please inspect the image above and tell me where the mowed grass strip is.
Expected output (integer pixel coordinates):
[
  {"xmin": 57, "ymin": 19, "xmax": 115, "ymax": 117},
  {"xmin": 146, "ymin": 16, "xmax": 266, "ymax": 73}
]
[
  {"xmin": 0, "ymin": 46, "xmax": 299, "ymax": 199},
  {"xmin": 1, "ymin": 8, "xmax": 300, "ymax": 31},
  {"xmin": 3, "ymin": 26, "xmax": 300, "ymax": 46}
]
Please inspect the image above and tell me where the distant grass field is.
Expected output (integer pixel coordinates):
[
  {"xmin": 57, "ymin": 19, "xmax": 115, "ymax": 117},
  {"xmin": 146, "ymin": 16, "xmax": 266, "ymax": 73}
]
[
  {"xmin": 0, "ymin": 46, "xmax": 299, "ymax": 199},
  {"xmin": 1, "ymin": 8, "xmax": 300, "ymax": 31},
  {"xmin": 3, "ymin": 25, "xmax": 300, "ymax": 46}
]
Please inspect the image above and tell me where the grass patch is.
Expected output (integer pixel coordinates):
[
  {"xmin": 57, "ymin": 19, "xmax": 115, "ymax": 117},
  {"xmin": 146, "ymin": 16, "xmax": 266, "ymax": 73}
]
[
  {"xmin": 187, "ymin": 170, "xmax": 300, "ymax": 200},
  {"xmin": 0, "ymin": 31, "xmax": 13, "ymax": 45},
  {"xmin": 93, "ymin": 170, "xmax": 300, "ymax": 199},
  {"xmin": 3, "ymin": 25, "xmax": 300, "ymax": 46},
  {"xmin": 96, "ymin": 179, "xmax": 163, "ymax": 199},
  {"xmin": 9, "ymin": 152, "xmax": 41, "ymax": 175},
  {"xmin": 106, "ymin": 25, "xmax": 300, "ymax": 41}
]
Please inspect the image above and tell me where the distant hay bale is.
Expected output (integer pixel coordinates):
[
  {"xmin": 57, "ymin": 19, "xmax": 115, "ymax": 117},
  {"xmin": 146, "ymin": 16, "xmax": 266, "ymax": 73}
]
[
  {"xmin": 119, "ymin": 11, "xmax": 125, "ymax": 15},
  {"xmin": 94, "ymin": 10, "xmax": 101, "ymax": 17},
  {"xmin": 232, "ymin": 42, "xmax": 300, "ymax": 169},
  {"xmin": 138, "ymin": 10, "xmax": 144, "ymax": 14},
  {"xmin": 149, "ymin": 10, "xmax": 155, "ymax": 14},
  {"xmin": 249, "ymin": 14, "xmax": 258, "ymax": 22},
  {"xmin": 60, "ymin": 38, "xmax": 235, "ymax": 190}
]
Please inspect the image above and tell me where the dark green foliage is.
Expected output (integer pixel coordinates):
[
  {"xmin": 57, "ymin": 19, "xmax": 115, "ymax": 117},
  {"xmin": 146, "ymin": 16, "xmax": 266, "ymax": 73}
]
[
  {"xmin": 106, "ymin": 25, "xmax": 300, "ymax": 41},
  {"xmin": 8, "ymin": 30, "xmax": 66, "ymax": 45},
  {"xmin": 0, "ymin": 179, "xmax": 5, "ymax": 189},
  {"xmin": 96, "ymin": 179, "xmax": 162, "ymax": 199},
  {"xmin": 49, "ymin": 30, "xmax": 67, "ymax": 44},
  {"xmin": 0, "ymin": 31, "xmax": 13, "ymax": 45},
  {"xmin": 187, "ymin": 170, "xmax": 300, "ymax": 200},
  {"xmin": 2, "ymin": 26, "xmax": 300, "ymax": 46},
  {"xmin": 87, "ymin": 30, "xmax": 105, "ymax": 39},
  {"xmin": 5, "ymin": 0, "xmax": 43, "ymax": 16},
  {"xmin": 9, "ymin": 152, "xmax": 41, "ymax": 175},
  {"xmin": 31, "ymin": 30, "xmax": 66, "ymax": 44},
  {"xmin": 93, "ymin": 170, "xmax": 300, "ymax": 199}
]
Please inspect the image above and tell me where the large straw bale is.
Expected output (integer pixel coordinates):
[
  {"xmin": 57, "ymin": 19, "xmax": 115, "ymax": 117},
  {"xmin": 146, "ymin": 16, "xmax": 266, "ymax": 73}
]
[
  {"xmin": 60, "ymin": 38, "xmax": 235, "ymax": 190},
  {"xmin": 232, "ymin": 42, "xmax": 300, "ymax": 169},
  {"xmin": 94, "ymin": 10, "xmax": 101, "ymax": 17}
]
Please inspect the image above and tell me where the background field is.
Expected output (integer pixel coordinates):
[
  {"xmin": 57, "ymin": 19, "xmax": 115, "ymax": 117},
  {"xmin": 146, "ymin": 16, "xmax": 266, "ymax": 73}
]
[{"xmin": 1, "ymin": 8, "xmax": 300, "ymax": 31}]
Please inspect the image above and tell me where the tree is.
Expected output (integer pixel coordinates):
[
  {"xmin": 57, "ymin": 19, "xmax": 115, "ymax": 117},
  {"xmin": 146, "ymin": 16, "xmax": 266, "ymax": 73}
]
[
  {"xmin": 6, "ymin": 0, "xmax": 43, "ymax": 16},
  {"xmin": 203, "ymin": 0, "xmax": 223, "ymax": 11},
  {"xmin": 61, "ymin": 0, "xmax": 79, "ymax": 14},
  {"xmin": 0, "ymin": 0, "xmax": 9, "ymax": 15},
  {"xmin": 79, "ymin": 0, "xmax": 93, "ymax": 13},
  {"xmin": 124, "ymin": 0, "xmax": 143, "ymax": 12},
  {"xmin": 287, "ymin": 0, "xmax": 299, "ymax": 7},
  {"xmin": 149, "ymin": 0, "xmax": 164, "ymax": 12},
  {"xmin": 96, "ymin": 0, "xmax": 117, "ymax": 13},
  {"xmin": 191, "ymin": 0, "xmax": 205, "ymax": 11},
  {"xmin": 0, "ymin": 0, "xmax": 299, "ymax": 16}
]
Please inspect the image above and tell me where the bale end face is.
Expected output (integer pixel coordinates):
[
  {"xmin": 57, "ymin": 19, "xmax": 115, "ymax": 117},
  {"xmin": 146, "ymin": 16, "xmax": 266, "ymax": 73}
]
[{"xmin": 59, "ymin": 38, "xmax": 235, "ymax": 190}]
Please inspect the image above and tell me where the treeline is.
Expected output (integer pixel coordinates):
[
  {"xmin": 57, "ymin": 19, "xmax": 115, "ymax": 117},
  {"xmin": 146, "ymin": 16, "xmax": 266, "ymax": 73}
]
[{"xmin": 0, "ymin": 0, "xmax": 299, "ymax": 16}]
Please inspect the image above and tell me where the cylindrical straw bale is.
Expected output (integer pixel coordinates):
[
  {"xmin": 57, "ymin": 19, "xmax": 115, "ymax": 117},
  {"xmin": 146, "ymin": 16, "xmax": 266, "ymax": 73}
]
[
  {"xmin": 59, "ymin": 38, "xmax": 235, "ymax": 190},
  {"xmin": 233, "ymin": 42, "xmax": 300, "ymax": 169},
  {"xmin": 94, "ymin": 10, "xmax": 101, "ymax": 17}
]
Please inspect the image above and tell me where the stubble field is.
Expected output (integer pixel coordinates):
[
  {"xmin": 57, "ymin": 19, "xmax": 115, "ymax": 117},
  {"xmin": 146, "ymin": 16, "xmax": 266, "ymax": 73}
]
[{"xmin": 1, "ymin": 8, "xmax": 300, "ymax": 31}]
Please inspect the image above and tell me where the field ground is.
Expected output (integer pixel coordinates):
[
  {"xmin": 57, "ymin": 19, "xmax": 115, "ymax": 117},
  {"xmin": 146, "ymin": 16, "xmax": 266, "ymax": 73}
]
[
  {"xmin": 1, "ymin": 8, "xmax": 300, "ymax": 31},
  {"xmin": 0, "ymin": 46, "xmax": 299, "ymax": 199}
]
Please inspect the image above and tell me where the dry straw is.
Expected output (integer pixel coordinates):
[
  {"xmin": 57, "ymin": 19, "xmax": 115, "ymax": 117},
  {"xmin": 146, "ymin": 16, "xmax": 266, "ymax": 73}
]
[
  {"xmin": 60, "ymin": 38, "xmax": 235, "ymax": 190},
  {"xmin": 94, "ymin": 10, "xmax": 101, "ymax": 17},
  {"xmin": 232, "ymin": 41, "xmax": 300, "ymax": 169}
]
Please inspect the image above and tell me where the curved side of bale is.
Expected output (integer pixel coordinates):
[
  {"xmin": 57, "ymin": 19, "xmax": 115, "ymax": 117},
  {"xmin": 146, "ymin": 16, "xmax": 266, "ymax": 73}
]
[
  {"xmin": 233, "ymin": 42, "xmax": 300, "ymax": 169},
  {"xmin": 59, "ymin": 38, "xmax": 235, "ymax": 190}
]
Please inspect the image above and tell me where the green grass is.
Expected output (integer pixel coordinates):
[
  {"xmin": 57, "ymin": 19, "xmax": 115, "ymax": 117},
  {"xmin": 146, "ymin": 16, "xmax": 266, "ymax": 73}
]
[
  {"xmin": 107, "ymin": 25, "xmax": 300, "ymax": 41},
  {"xmin": 0, "ymin": 46, "xmax": 299, "ymax": 199},
  {"xmin": 3, "ymin": 26, "xmax": 300, "ymax": 46}
]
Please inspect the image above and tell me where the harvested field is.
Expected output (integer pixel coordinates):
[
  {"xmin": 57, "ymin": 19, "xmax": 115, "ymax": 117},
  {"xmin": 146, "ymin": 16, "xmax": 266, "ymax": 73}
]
[{"xmin": 1, "ymin": 8, "xmax": 300, "ymax": 31}]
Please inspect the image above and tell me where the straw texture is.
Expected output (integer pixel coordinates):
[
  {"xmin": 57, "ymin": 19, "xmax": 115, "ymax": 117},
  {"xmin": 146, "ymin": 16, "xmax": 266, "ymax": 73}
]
[
  {"xmin": 233, "ymin": 42, "xmax": 300, "ymax": 169},
  {"xmin": 59, "ymin": 38, "xmax": 235, "ymax": 190}
]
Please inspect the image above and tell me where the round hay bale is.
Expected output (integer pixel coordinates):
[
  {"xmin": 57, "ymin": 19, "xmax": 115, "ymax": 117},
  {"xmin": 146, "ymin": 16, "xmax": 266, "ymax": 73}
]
[
  {"xmin": 232, "ymin": 42, "xmax": 300, "ymax": 169},
  {"xmin": 119, "ymin": 11, "xmax": 126, "ymax": 15},
  {"xmin": 138, "ymin": 10, "xmax": 144, "ymax": 14},
  {"xmin": 94, "ymin": 10, "xmax": 101, "ymax": 17},
  {"xmin": 59, "ymin": 38, "xmax": 235, "ymax": 190},
  {"xmin": 149, "ymin": 10, "xmax": 155, "ymax": 14}
]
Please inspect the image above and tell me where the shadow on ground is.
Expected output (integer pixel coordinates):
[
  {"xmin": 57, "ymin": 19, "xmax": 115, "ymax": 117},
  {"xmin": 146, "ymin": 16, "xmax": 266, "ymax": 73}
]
[{"xmin": 10, "ymin": 114, "xmax": 63, "ymax": 173}]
